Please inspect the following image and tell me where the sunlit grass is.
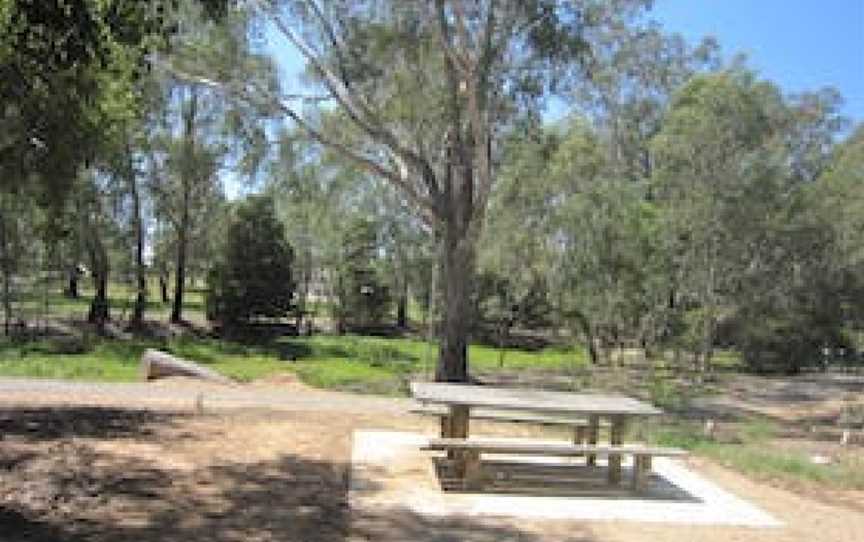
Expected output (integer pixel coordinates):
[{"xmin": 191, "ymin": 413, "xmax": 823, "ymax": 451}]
[
  {"xmin": 643, "ymin": 418, "xmax": 864, "ymax": 490},
  {"xmin": 0, "ymin": 332, "xmax": 588, "ymax": 391}
]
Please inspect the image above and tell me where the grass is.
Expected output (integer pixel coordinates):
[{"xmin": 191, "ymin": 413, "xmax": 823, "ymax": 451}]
[
  {"xmin": 643, "ymin": 418, "xmax": 864, "ymax": 491},
  {"xmin": 280, "ymin": 335, "xmax": 587, "ymax": 395},
  {"xmin": 0, "ymin": 332, "xmax": 588, "ymax": 391}
]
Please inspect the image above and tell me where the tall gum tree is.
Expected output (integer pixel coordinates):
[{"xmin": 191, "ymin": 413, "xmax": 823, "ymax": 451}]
[{"xmin": 173, "ymin": 0, "xmax": 651, "ymax": 381}]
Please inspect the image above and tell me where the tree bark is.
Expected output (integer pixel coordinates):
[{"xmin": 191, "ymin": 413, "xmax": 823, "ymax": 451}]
[
  {"xmin": 396, "ymin": 275, "xmax": 408, "ymax": 329},
  {"xmin": 128, "ymin": 146, "xmax": 147, "ymax": 326},
  {"xmin": 0, "ymin": 198, "xmax": 12, "ymax": 336},
  {"xmin": 435, "ymin": 227, "xmax": 474, "ymax": 382},
  {"xmin": 160, "ymin": 272, "xmax": 168, "ymax": 303},
  {"xmin": 67, "ymin": 267, "xmax": 79, "ymax": 299},
  {"xmin": 86, "ymin": 223, "xmax": 109, "ymax": 327},
  {"xmin": 171, "ymin": 86, "xmax": 197, "ymax": 325},
  {"xmin": 88, "ymin": 268, "xmax": 109, "ymax": 325},
  {"xmin": 170, "ymin": 210, "xmax": 187, "ymax": 324}
]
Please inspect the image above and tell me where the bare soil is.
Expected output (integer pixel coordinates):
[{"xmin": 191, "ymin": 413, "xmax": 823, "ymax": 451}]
[{"xmin": 0, "ymin": 374, "xmax": 862, "ymax": 541}]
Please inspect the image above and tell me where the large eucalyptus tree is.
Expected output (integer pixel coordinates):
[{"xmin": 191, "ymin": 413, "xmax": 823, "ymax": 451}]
[{"xmin": 174, "ymin": 0, "xmax": 651, "ymax": 381}]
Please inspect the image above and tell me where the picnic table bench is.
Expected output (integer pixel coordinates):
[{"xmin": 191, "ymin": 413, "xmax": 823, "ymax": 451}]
[
  {"xmin": 423, "ymin": 437, "xmax": 686, "ymax": 490},
  {"xmin": 410, "ymin": 382, "xmax": 684, "ymax": 491}
]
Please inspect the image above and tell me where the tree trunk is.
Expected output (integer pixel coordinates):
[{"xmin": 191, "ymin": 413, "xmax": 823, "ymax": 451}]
[
  {"xmin": 128, "ymin": 147, "xmax": 146, "ymax": 326},
  {"xmin": 497, "ymin": 320, "xmax": 510, "ymax": 368},
  {"xmin": 67, "ymin": 267, "xmax": 79, "ymax": 299},
  {"xmin": 0, "ymin": 199, "xmax": 12, "ymax": 336},
  {"xmin": 171, "ymin": 217, "xmax": 187, "ymax": 324},
  {"xmin": 87, "ymin": 228, "xmax": 109, "ymax": 327},
  {"xmin": 171, "ymin": 86, "xmax": 197, "ymax": 325},
  {"xmin": 435, "ymin": 228, "xmax": 474, "ymax": 383},
  {"xmin": 160, "ymin": 272, "xmax": 169, "ymax": 303},
  {"xmin": 295, "ymin": 246, "xmax": 312, "ymax": 334},
  {"xmin": 396, "ymin": 276, "xmax": 408, "ymax": 329},
  {"xmin": 88, "ymin": 271, "xmax": 109, "ymax": 324},
  {"xmin": 571, "ymin": 310, "xmax": 598, "ymax": 365}
]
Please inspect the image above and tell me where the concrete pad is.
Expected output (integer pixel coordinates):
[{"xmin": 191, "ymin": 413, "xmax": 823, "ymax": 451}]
[{"xmin": 350, "ymin": 430, "xmax": 782, "ymax": 528}]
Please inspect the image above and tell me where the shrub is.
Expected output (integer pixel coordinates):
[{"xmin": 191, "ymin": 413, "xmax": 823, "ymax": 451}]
[{"xmin": 206, "ymin": 195, "xmax": 295, "ymax": 327}]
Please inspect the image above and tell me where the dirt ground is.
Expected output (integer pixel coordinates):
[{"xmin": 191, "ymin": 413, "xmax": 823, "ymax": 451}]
[{"xmin": 0, "ymin": 375, "xmax": 862, "ymax": 542}]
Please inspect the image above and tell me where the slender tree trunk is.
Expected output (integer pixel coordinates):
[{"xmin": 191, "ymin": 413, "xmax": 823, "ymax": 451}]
[
  {"xmin": 497, "ymin": 321, "xmax": 510, "ymax": 368},
  {"xmin": 160, "ymin": 272, "xmax": 168, "ymax": 303},
  {"xmin": 295, "ymin": 244, "xmax": 312, "ymax": 334},
  {"xmin": 171, "ymin": 86, "xmax": 197, "ymax": 324},
  {"xmin": 88, "ymin": 269, "xmax": 109, "ymax": 325},
  {"xmin": 128, "ymin": 147, "xmax": 146, "ymax": 326},
  {"xmin": 87, "ymin": 236, "xmax": 109, "ymax": 327},
  {"xmin": 67, "ymin": 267, "xmax": 79, "ymax": 299},
  {"xmin": 396, "ymin": 274, "xmax": 408, "ymax": 329},
  {"xmin": 0, "ymin": 198, "xmax": 12, "ymax": 336},
  {"xmin": 171, "ymin": 206, "xmax": 188, "ymax": 324}
]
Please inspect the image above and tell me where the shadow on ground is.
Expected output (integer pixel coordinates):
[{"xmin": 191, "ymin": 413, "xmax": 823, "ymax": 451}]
[
  {"xmin": 431, "ymin": 459, "xmax": 698, "ymax": 502},
  {"xmin": 0, "ymin": 407, "xmax": 188, "ymax": 441},
  {"xmin": 0, "ymin": 406, "xmax": 592, "ymax": 542}
]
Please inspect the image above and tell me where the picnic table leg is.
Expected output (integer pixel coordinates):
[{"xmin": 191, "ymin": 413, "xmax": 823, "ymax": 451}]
[
  {"xmin": 462, "ymin": 450, "xmax": 484, "ymax": 490},
  {"xmin": 574, "ymin": 424, "xmax": 588, "ymax": 455},
  {"xmin": 608, "ymin": 415, "xmax": 627, "ymax": 485},
  {"xmin": 586, "ymin": 415, "xmax": 600, "ymax": 466},
  {"xmin": 447, "ymin": 405, "xmax": 471, "ymax": 468},
  {"xmin": 439, "ymin": 413, "xmax": 451, "ymax": 439},
  {"xmin": 631, "ymin": 454, "xmax": 651, "ymax": 491},
  {"xmin": 440, "ymin": 405, "xmax": 470, "ymax": 437}
]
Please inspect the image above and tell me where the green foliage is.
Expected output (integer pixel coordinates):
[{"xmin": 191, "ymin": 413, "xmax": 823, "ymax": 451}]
[
  {"xmin": 333, "ymin": 217, "xmax": 392, "ymax": 330},
  {"xmin": 0, "ymin": 0, "xmax": 207, "ymax": 205},
  {"xmin": 474, "ymin": 271, "xmax": 553, "ymax": 335},
  {"xmin": 647, "ymin": 377, "xmax": 688, "ymax": 411},
  {"xmin": 206, "ymin": 194, "xmax": 295, "ymax": 326}
]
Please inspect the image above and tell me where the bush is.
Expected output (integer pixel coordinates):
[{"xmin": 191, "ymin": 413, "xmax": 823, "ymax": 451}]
[
  {"xmin": 206, "ymin": 195, "xmax": 295, "ymax": 327},
  {"xmin": 333, "ymin": 217, "xmax": 392, "ymax": 330}
]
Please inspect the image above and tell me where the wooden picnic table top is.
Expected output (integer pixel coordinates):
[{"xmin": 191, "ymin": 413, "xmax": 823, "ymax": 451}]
[{"xmin": 410, "ymin": 382, "xmax": 662, "ymax": 417}]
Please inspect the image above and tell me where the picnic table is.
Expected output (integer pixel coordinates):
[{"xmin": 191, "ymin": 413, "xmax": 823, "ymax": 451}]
[{"xmin": 410, "ymin": 382, "xmax": 675, "ymax": 490}]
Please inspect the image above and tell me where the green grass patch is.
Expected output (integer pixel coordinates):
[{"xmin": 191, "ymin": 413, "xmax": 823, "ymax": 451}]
[
  {"xmin": 0, "ymin": 333, "xmax": 589, "ymax": 392},
  {"xmin": 271, "ymin": 334, "xmax": 588, "ymax": 391},
  {"xmin": 700, "ymin": 444, "xmax": 864, "ymax": 489},
  {"xmin": 293, "ymin": 359, "xmax": 399, "ymax": 391},
  {"xmin": 643, "ymin": 418, "xmax": 864, "ymax": 490},
  {"xmin": 0, "ymin": 339, "xmax": 143, "ymax": 382}
]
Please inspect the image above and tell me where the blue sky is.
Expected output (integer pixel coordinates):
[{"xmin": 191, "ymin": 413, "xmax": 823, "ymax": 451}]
[{"xmin": 652, "ymin": 0, "xmax": 864, "ymax": 123}]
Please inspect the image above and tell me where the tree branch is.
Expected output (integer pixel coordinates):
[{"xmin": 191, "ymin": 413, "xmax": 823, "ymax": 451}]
[
  {"xmin": 261, "ymin": 0, "xmax": 440, "ymax": 202},
  {"xmin": 167, "ymin": 63, "xmax": 438, "ymax": 225}
]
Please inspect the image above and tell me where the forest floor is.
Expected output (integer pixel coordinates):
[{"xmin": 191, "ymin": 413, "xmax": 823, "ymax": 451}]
[{"xmin": 1, "ymin": 373, "xmax": 863, "ymax": 541}]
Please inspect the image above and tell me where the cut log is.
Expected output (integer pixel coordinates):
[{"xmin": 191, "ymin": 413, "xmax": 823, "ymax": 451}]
[{"xmin": 140, "ymin": 349, "xmax": 234, "ymax": 385}]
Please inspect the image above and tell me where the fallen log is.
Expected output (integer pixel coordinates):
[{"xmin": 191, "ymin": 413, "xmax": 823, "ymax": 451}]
[{"xmin": 140, "ymin": 349, "xmax": 234, "ymax": 385}]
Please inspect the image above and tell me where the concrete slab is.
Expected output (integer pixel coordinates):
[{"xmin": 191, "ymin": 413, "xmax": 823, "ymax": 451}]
[{"xmin": 350, "ymin": 431, "xmax": 782, "ymax": 528}]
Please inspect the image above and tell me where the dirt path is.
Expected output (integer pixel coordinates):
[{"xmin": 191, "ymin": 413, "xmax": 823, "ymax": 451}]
[
  {"xmin": 694, "ymin": 373, "xmax": 864, "ymax": 421},
  {"xmin": 0, "ymin": 376, "xmax": 411, "ymax": 414},
  {"xmin": 1, "ymin": 377, "xmax": 863, "ymax": 541}
]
